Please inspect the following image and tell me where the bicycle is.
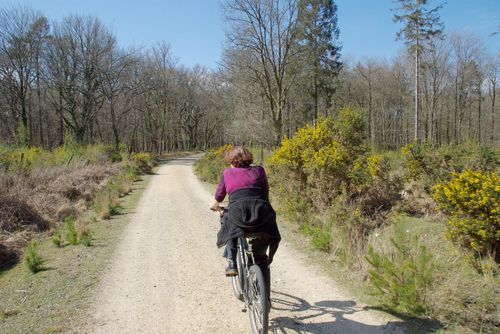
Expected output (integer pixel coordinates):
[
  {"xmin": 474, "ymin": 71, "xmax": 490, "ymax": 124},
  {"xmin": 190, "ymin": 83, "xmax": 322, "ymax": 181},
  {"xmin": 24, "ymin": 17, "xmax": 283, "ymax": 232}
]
[{"xmin": 211, "ymin": 206, "xmax": 270, "ymax": 334}]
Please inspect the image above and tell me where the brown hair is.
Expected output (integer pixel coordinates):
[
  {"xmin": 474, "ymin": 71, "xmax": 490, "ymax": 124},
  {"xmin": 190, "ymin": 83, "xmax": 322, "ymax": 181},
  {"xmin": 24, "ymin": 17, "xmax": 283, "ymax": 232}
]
[{"xmin": 226, "ymin": 146, "xmax": 253, "ymax": 167}]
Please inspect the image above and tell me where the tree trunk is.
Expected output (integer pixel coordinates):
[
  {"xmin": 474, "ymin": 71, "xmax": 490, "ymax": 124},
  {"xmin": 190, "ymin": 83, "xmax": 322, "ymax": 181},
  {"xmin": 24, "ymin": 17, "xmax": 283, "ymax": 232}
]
[
  {"xmin": 109, "ymin": 96, "xmax": 120, "ymax": 149},
  {"xmin": 414, "ymin": 39, "xmax": 420, "ymax": 142},
  {"xmin": 478, "ymin": 84, "xmax": 482, "ymax": 143},
  {"xmin": 491, "ymin": 80, "xmax": 496, "ymax": 142}
]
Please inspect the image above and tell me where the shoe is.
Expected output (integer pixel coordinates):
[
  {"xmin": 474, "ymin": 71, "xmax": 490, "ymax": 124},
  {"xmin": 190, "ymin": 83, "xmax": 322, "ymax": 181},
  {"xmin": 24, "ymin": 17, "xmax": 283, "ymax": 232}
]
[{"xmin": 225, "ymin": 260, "xmax": 238, "ymax": 277}]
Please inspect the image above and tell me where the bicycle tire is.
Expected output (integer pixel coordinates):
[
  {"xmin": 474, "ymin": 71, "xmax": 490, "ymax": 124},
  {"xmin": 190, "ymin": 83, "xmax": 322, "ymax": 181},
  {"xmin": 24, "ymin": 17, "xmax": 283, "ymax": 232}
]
[
  {"xmin": 231, "ymin": 244, "xmax": 245, "ymax": 301},
  {"xmin": 248, "ymin": 265, "xmax": 269, "ymax": 334}
]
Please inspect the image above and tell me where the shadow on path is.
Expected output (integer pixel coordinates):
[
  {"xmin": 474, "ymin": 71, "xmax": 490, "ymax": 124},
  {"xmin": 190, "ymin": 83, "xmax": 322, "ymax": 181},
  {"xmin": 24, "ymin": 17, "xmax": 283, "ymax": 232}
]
[{"xmin": 269, "ymin": 291, "xmax": 440, "ymax": 334}]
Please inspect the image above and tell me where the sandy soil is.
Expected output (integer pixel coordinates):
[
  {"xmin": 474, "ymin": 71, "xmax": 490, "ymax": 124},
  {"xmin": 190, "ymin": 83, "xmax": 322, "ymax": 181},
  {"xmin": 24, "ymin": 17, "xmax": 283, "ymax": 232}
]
[{"xmin": 83, "ymin": 156, "xmax": 405, "ymax": 334}]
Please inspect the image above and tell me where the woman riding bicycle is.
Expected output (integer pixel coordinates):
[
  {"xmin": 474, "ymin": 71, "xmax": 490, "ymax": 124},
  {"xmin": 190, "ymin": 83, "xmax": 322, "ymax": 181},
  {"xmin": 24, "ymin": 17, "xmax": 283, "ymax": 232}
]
[{"xmin": 211, "ymin": 146, "xmax": 281, "ymax": 286}]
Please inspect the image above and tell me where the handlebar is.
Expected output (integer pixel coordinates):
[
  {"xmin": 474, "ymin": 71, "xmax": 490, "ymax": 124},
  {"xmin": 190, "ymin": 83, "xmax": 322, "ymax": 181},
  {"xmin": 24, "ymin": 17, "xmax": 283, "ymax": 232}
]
[{"xmin": 210, "ymin": 205, "xmax": 226, "ymax": 212}]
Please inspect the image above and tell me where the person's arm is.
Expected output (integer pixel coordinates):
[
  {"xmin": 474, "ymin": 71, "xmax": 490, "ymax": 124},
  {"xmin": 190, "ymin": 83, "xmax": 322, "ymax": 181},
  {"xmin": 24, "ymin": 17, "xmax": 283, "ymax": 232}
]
[{"xmin": 214, "ymin": 172, "xmax": 227, "ymax": 206}]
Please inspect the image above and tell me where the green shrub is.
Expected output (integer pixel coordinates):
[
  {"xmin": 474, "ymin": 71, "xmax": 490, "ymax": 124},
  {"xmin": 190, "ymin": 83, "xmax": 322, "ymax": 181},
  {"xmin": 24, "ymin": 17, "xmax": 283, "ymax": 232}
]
[
  {"xmin": 93, "ymin": 178, "xmax": 125, "ymax": 219},
  {"xmin": 24, "ymin": 240, "xmax": 44, "ymax": 273},
  {"xmin": 52, "ymin": 227, "xmax": 63, "ymax": 248},
  {"xmin": 268, "ymin": 109, "xmax": 366, "ymax": 211},
  {"xmin": 324, "ymin": 198, "xmax": 384, "ymax": 268},
  {"xmin": 348, "ymin": 154, "xmax": 402, "ymax": 216},
  {"xmin": 79, "ymin": 226, "xmax": 93, "ymax": 247},
  {"xmin": 0, "ymin": 142, "xmax": 112, "ymax": 172},
  {"xmin": 267, "ymin": 109, "xmax": 403, "ymax": 274},
  {"xmin": 297, "ymin": 214, "xmax": 332, "ymax": 252},
  {"xmin": 372, "ymin": 214, "xmax": 500, "ymax": 333},
  {"xmin": 366, "ymin": 226, "xmax": 434, "ymax": 316},
  {"xmin": 308, "ymin": 226, "xmax": 332, "ymax": 252},
  {"xmin": 108, "ymin": 198, "xmax": 123, "ymax": 216},
  {"xmin": 65, "ymin": 218, "xmax": 78, "ymax": 245},
  {"xmin": 130, "ymin": 152, "xmax": 155, "ymax": 174},
  {"xmin": 401, "ymin": 141, "xmax": 499, "ymax": 187},
  {"xmin": 433, "ymin": 170, "xmax": 499, "ymax": 259},
  {"xmin": 194, "ymin": 144, "xmax": 233, "ymax": 183}
]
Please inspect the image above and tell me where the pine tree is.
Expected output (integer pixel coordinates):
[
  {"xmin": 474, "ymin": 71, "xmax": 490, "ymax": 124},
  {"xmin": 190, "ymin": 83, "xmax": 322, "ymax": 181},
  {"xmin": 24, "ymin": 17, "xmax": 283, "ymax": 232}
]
[
  {"xmin": 296, "ymin": 0, "xmax": 342, "ymax": 123},
  {"xmin": 393, "ymin": 0, "xmax": 444, "ymax": 141}
]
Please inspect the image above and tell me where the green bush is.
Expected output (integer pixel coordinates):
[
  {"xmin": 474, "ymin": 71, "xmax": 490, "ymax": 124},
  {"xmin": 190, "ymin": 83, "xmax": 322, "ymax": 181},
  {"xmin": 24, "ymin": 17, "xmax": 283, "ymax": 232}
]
[
  {"xmin": 433, "ymin": 170, "xmax": 499, "ymax": 260},
  {"xmin": 0, "ymin": 141, "xmax": 113, "ymax": 173},
  {"xmin": 267, "ymin": 109, "xmax": 402, "ymax": 269},
  {"xmin": 93, "ymin": 174, "xmax": 130, "ymax": 219},
  {"xmin": 52, "ymin": 227, "xmax": 63, "ymax": 248},
  {"xmin": 194, "ymin": 144, "xmax": 233, "ymax": 183},
  {"xmin": 268, "ymin": 109, "xmax": 366, "ymax": 211},
  {"xmin": 370, "ymin": 214, "xmax": 500, "ymax": 333},
  {"xmin": 24, "ymin": 240, "xmax": 44, "ymax": 273},
  {"xmin": 65, "ymin": 218, "xmax": 78, "ymax": 245},
  {"xmin": 79, "ymin": 226, "xmax": 93, "ymax": 247},
  {"xmin": 401, "ymin": 141, "xmax": 499, "ymax": 187},
  {"xmin": 297, "ymin": 214, "xmax": 333, "ymax": 252},
  {"xmin": 129, "ymin": 152, "xmax": 155, "ymax": 174},
  {"xmin": 348, "ymin": 154, "xmax": 402, "ymax": 216},
  {"xmin": 366, "ymin": 226, "xmax": 434, "ymax": 316}
]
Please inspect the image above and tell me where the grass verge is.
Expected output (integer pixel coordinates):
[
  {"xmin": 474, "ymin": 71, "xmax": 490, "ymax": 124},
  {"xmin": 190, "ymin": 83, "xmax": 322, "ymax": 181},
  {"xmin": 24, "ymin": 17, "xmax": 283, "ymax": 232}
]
[{"xmin": 0, "ymin": 174, "xmax": 152, "ymax": 334}]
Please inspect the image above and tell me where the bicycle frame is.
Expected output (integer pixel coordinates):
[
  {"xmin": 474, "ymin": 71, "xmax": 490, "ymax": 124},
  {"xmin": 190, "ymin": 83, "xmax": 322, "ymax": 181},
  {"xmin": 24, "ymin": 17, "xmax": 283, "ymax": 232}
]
[{"xmin": 211, "ymin": 206, "xmax": 268, "ymax": 333}]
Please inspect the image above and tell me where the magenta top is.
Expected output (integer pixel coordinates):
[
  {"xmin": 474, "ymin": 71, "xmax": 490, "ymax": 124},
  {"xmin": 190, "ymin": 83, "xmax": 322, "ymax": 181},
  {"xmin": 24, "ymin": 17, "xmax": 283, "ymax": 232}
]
[{"xmin": 215, "ymin": 166, "xmax": 269, "ymax": 202}]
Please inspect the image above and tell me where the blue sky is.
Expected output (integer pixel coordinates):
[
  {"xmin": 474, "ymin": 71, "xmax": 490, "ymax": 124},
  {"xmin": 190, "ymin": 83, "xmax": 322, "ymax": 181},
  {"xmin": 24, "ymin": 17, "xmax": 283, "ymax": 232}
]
[{"xmin": 0, "ymin": 0, "xmax": 498, "ymax": 68}]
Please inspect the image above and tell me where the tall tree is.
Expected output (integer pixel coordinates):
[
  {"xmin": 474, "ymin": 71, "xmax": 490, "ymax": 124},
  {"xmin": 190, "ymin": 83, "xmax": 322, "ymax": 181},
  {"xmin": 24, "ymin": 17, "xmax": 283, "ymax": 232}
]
[
  {"xmin": 485, "ymin": 54, "xmax": 499, "ymax": 143},
  {"xmin": 223, "ymin": 0, "xmax": 300, "ymax": 145},
  {"xmin": 420, "ymin": 39, "xmax": 450, "ymax": 142},
  {"xmin": 393, "ymin": 0, "xmax": 444, "ymax": 141},
  {"xmin": 295, "ymin": 0, "xmax": 342, "ymax": 123},
  {"xmin": 100, "ymin": 46, "xmax": 136, "ymax": 149},
  {"xmin": 0, "ymin": 6, "xmax": 47, "ymax": 144},
  {"xmin": 46, "ymin": 15, "xmax": 115, "ymax": 144},
  {"xmin": 354, "ymin": 59, "xmax": 378, "ymax": 145},
  {"xmin": 30, "ymin": 16, "xmax": 50, "ymax": 148}
]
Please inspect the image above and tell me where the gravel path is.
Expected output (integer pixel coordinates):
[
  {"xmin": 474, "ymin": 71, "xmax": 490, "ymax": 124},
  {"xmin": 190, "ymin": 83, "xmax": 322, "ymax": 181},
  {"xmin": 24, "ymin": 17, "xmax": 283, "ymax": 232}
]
[{"xmin": 85, "ymin": 156, "xmax": 404, "ymax": 334}]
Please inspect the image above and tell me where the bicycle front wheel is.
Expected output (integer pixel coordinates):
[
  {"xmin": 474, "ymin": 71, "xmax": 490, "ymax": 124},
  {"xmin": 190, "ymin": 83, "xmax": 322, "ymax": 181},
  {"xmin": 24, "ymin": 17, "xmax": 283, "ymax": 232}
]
[
  {"xmin": 247, "ymin": 265, "xmax": 269, "ymax": 334},
  {"xmin": 231, "ymin": 245, "xmax": 245, "ymax": 301}
]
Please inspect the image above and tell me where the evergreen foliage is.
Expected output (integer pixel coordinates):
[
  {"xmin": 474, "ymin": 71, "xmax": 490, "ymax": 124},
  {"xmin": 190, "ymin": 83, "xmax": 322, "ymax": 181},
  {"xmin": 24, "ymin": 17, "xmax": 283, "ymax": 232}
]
[
  {"xmin": 65, "ymin": 218, "xmax": 78, "ymax": 246},
  {"xmin": 366, "ymin": 227, "xmax": 434, "ymax": 316},
  {"xmin": 393, "ymin": 0, "xmax": 445, "ymax": 52},
  {"xmin": 295, "ymin": 0, "xmax": 342, "ymax": 121},
  {"xmin": 78, "ymin": 227, "xmax": 93, "ymax": 247},
  {"xmin": 51, "ymin": 227, "xmax": 63, "ymax": 248},
  {"xmin": 23, "ymin": 240, "xmax": 44, "ymax": 273}
]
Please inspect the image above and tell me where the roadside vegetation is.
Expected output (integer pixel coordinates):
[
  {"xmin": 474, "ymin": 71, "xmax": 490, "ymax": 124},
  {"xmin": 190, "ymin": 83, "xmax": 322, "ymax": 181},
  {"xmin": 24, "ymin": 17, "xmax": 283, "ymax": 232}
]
[
  {"xmin": 0, "ymin": 141, "xmax": 156, "ymax": 270},
  {"xmin": 0, "ymin": 140, "xmax": 156, "ymax": 332},
  {"xmin": 194, "ymin": 109, "xmax": 499, "ymax": 334}
]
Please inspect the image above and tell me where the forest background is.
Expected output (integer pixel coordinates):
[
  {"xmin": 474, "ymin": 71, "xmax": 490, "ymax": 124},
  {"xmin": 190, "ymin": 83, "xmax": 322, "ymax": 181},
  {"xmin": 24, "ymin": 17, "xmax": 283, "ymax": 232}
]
[{"xmin": 0, "ymin": 1, "xmax": 499, "ymax": 333}]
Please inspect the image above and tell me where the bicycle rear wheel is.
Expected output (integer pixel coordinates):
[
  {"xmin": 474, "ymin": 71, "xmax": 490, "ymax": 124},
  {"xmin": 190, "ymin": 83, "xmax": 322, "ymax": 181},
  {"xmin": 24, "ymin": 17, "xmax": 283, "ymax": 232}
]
[{"xmin": 247, "ymin": 265, "xmax": 269, "ymax": 334}]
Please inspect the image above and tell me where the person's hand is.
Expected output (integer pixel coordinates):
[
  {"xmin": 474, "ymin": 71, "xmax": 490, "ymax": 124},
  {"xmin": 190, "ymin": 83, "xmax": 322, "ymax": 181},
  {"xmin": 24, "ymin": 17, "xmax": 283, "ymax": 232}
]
[{"xmin": 210, "ymin": 202, "xmax": 221, "ymax": 212}]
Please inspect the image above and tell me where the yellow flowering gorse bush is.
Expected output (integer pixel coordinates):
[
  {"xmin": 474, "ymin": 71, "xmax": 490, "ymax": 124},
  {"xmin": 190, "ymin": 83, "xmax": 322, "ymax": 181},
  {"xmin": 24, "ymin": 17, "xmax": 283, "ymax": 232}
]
[
  {"xmin": 433, "ymin": 170, "xmax": 500, "ymax": 258},
  {"xmin": 268, "ymin": 108, "xmax": 400, "ymax": 215}
]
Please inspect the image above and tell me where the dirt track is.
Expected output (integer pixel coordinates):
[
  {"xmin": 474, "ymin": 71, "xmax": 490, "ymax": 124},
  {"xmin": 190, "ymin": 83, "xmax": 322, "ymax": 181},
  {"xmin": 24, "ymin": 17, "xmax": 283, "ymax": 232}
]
[{"xmin": 84, "ymin": 156, "xmax": 404, "ymax": 334}]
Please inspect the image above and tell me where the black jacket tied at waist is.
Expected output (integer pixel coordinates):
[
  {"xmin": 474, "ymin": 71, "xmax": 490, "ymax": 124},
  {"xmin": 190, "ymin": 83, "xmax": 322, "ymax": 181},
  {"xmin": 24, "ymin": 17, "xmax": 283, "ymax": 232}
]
[{"xmin": 216, "ymin": 187, "xmax": 281, "ymax": 252}]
